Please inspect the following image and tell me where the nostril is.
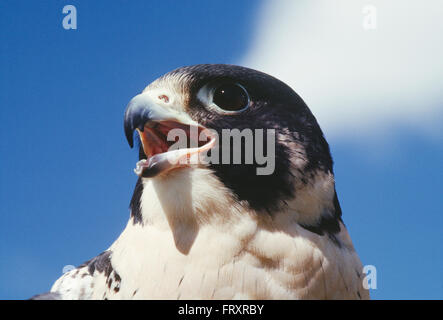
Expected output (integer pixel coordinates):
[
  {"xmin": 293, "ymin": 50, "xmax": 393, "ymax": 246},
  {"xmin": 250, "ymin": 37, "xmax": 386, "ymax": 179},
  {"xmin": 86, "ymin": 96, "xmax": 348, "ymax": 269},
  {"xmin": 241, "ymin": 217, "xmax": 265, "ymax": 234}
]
[{"xmin": 158, "ymin": 95, "xmax": 169, "ymax": 103}]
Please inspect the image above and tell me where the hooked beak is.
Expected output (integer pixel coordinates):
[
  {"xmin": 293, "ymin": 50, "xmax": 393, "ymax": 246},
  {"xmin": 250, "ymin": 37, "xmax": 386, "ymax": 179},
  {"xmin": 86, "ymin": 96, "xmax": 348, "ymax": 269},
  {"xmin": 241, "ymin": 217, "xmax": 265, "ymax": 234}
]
[{"xmin": 123, "ymin": 93, "xmax": 216, "ymax": 178}]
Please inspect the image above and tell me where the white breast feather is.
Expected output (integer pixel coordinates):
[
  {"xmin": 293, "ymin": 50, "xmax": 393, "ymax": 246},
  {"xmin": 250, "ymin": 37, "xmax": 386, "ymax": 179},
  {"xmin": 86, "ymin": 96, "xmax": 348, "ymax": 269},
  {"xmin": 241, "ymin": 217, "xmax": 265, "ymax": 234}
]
[{"xmin": 50, "ymin": 167, "xmax": 369, "ymax": 300}]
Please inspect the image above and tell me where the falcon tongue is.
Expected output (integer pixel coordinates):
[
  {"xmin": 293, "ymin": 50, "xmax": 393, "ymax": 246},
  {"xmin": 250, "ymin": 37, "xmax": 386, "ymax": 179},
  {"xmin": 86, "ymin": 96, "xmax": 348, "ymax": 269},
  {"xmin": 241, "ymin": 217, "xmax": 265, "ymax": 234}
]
[{"xmin": 134, "ymin": 121, "xmax": 216, "ymax": 178}]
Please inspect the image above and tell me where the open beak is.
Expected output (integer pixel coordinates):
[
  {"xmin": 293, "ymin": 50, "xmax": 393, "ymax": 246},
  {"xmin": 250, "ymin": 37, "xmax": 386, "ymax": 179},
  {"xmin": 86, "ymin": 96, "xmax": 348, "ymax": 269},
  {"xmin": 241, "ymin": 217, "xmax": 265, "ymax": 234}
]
[{"xmin": 124, "ymin": 93, "xmax": 216, "ymax": 178}]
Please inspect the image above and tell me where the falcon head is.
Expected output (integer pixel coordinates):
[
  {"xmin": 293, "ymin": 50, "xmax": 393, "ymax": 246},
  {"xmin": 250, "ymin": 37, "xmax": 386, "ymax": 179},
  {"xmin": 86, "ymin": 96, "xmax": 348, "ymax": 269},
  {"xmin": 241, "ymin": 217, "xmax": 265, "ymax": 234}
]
[{"xmin": 124, "ymin": 64, "xmax": 341, "ymax": 238}]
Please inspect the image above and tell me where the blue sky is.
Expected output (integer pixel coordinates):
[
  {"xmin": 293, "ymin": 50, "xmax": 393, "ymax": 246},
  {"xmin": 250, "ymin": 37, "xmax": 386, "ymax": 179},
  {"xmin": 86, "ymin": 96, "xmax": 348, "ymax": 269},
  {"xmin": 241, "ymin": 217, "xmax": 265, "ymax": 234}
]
[{"xmin": 0, "ymin": 0, "xmax": 442, "ymax": 299}]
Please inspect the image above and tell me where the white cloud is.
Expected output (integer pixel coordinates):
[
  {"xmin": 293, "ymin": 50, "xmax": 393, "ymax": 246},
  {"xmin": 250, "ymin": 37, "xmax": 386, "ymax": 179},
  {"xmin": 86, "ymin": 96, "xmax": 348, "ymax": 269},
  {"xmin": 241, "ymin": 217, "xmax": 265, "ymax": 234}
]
[{"xmin": 241, "ymin": 0, "xmax": 443, "ymax": 141}]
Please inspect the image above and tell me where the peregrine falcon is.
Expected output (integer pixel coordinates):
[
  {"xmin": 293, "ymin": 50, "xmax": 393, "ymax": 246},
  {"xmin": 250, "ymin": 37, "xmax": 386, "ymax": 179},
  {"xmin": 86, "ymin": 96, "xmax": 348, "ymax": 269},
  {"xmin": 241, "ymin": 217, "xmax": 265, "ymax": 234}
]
[{"xmin": 32, "ymin": 64, "xmax": 369, "ymax": 300}]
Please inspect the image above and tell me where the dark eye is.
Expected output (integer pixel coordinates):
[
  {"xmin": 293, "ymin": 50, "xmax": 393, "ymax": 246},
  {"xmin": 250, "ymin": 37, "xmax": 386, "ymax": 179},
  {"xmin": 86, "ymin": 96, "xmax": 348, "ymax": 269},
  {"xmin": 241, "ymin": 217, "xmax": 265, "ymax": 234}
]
[{"xmin": 212, "ymin": 83, "xmax": 249, "ymax": 112}]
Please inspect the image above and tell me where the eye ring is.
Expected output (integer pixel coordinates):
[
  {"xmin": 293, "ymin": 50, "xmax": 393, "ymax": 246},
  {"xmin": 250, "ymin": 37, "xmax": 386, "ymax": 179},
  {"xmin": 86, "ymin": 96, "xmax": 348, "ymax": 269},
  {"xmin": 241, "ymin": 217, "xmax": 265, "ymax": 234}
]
[{"xmin": 209, "ymin": 83, "xmax": 250, "ymax": 114}]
